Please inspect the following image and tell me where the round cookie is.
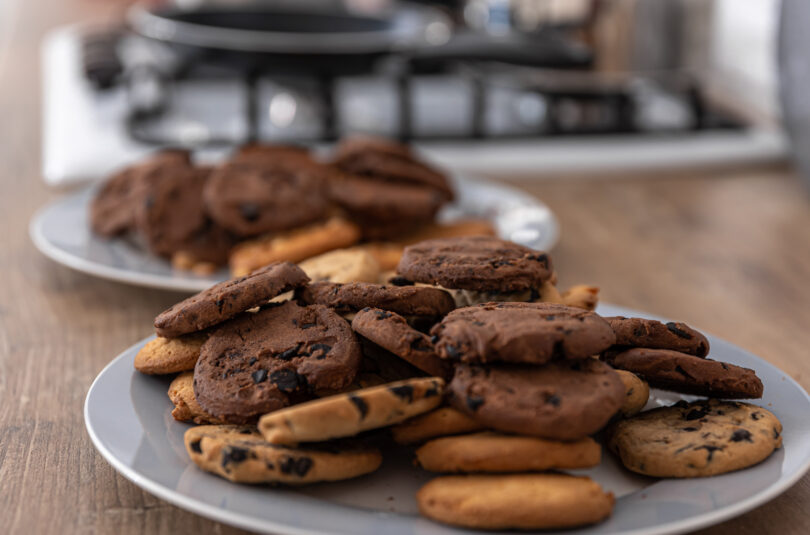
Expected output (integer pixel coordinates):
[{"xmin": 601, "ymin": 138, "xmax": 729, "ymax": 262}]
[
  {"xmin": 417, "ymin": 474, "xmax": 615, "ymax": 530},
  {"xmin": 391, "ymin": 406, "xmax": 485, "ymax": 445},
  {"xmin": 448, "ymin": 361, "xmax": 625, "ymax": 440},
  {"xmin": 203, "ymin": 157, "xmax": 330, "ymax": 237},
  {"xmin": 154, "ymin": 262, "xmax": 309, "ymax": 338},
  {"xmin": 415, "ymin": 432, "xmax": 601, "ymax": 473},
  {"xmin": 606, "ymin": 348, "xmax": 764, "ymax": 399},
  {"xmin": 298, "ymin": 281, "xmax": 455, "ymax": 317},
  {"xmin": 431, "ymin": 302, "xmax": 616, "ymax": 364},
  {"xmin": 194, "ymin": 301, "xmax": 362, "ymax": 423},
  {"xmin": 258, "ymin": 377, "xmax": 444, "ymax": 444},
  {"xmin": 397, "ymin": 236, "xmax": 553, "ymax": 293},
  {"xmin": 607, "ymin": 399, "xmax": 782, "ymax": 477},
  {"xmin": 615, "ymin": 370, "xmax": 650, "ymax": 417},
  {"xmin": 605, "ymin": 316, "xmax": 710, "ymax": 357},
  {"xmin": 168, "ymin": 372, "xmax": 225, "ymax": 424},
  {"xmin": 298, "ymin": 248, "xmax": 380, "ymax": 284},
  {"xmin": 184, "ymin": 425, "xmax": 382, "ymax": 484},
  {"xmin": 351, "ymin": 307, "xmax": 451, "ymax": 378},
  {"xmin": 134, "ymin": 333, "xmax": 208, "ymax": 375}
]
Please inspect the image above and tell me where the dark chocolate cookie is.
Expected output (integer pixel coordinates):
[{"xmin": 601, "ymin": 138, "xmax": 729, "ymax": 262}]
[
  {"xmin": 203, "ymin": 156, "xmax": 330, "ymax": 237},
  {"xmin": 297, "ymin": 281, "xmax": 455, "ymax": 317},
  {"xmin": 351, "ymin": 307, "xmax": 451, "ymax": 378},
  {"xmin": 431, "ymin": 302, "xmax": 616, "ymax": 364},
  {"xmin": 397, "ymin": 236, "xmax": 553, "ymax": 293},
  {"xmin": 154, "ymin": 262, "xmax": 309, "ymax": 338},
  {"xmin": 194, "ymin": 301, "xmax": 362, "ymax": 423},
  {"xmin": 448, "ymin": 360, "xmax": 625, "ymax": 440},
  {"xmin": 605, "ymin": 316, "xmax": 709, "ymax": 357},
  {"xmin": 604, "ymin": 348, "xmax": 763, "ymax": 399}
]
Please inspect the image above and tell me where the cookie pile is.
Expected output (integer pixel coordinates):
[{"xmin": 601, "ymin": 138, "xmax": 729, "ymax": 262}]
[
  {"xmin": 133, "ymin": 236, "xmax": 782, "ymax": 532},
  {"xmin": 90, "ymin": 136, "xmax": 489, "ymax": 276}
]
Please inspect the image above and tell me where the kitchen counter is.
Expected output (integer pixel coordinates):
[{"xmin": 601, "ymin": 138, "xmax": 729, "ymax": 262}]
[{"xmin": 1, "ymin": 1, "xmax": 809, "ymax": 534}]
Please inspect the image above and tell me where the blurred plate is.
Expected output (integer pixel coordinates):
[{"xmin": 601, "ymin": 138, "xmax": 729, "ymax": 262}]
[
  {"xmin": 84, "ymin": 303, "xmax": 810, "ymax": 535},
  {"xmin": 30, "ymin": 174, "xmax": 558, "ymax": 292}
]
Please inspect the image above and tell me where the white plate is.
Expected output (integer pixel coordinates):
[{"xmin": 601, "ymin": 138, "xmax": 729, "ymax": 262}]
[
  {"xmin": 85, "ymin": 303, "xmax": 810, "ymax": 535},
  {"xmin": 30, "ymin": 175, "xmax": 559, "ymax": 293}
]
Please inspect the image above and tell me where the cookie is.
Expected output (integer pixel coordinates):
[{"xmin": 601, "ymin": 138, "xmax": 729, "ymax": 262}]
[
  {"xmin": 431, "ymin": 302, "xmax": 616, "ymax": 364},
  {"xmin": 155, "ymin": 262, "xmax": 309, "ymax": 338},
  {"xmin": 395, "ymin": 220, "xmax": 496, "ymax": 245},
  {"xmin": 561, "ymin": 284, "xmax": 600, "ymax": 311},
  {"xmin": 297, "ymin": 248, "xmax": 380, "ymax": 284},
  {"xmin": 134, "ymin": 333, "xmax": 208, "ymax": 375},
  {"xmin": 333, "ymin": 136, "xmax": 453, "ymax": 200},
  {"xmin": 90, "ymin": 150, "xmax": 189, "ymax": 237},
  {"xmin": 351, "ymin": 308, "xmax": 451, "ymax": 378},
  {"xmin": 417, "ymin": 474, "xmax": 614, "ymax": 530},
  {"xmin": 203, "ymin": 156, "xmax": 330, "ymax": 237},
  {"xmin": 185, "ymin": 425, "xmax": 382, "ymax": 484},
  {"xmin": 391, "ymin": 406, "xmax": 485, "ymax": 445},
  {"xmin": 358, "ymin": 337, "xmax": 427, "ymax": 382},
  {"xmin": 605, "ymin": 348, "xmax": 763, "ymax": 399},
  {"xmin": 169, "ymin": 217, "xmax": 235, "ymax": 268},
  {"xmin": 397, "ymin": 236, "xmax": 553, "ymax": 293},
  {"xmin": 229, "ymin": 217, "xmax": 362, "ymax": 277},
  {"xmin": 615, "ymin": 370, "xmax": 650, "ymax": 417},
  {"xmin": 194, "ymin": 301, "xmax": 362, "ymax": 423},
  {"xmin": 607, "ymin": 399, "xmax": 782, "ymax": 477},
  {"xmin": 168, "ymin": 372, "xmax": 225, "ymax": 424},
  {"xmin": 448, "ymin": 361, "xmax": 625, "ymax": 440},
  {"xmin": 258, "ymin": 377, "xmax": 444, "ymax": 444},
  {"xmin": 298, "ymin": 282, "xmax": 455, "ymax": 318},
  {"xmin": 231, "ymin": 143, "xmax": 311, "ymax": 163},
  {"xmin": 415, "ymin": 432, "xmax": 601, "ymax": 473},
  {"xmin": 353, "ymin": 242, "xmax": 404, "ymax": 271},
  {"xmin": 605, "ymin": 316, "xmax": 710, "ymax": 357}
]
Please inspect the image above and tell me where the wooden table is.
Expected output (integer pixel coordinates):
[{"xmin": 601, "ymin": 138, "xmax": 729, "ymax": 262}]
[{"xmin": 1, "ymin": 2, "xmax": 809, "ymax": 533}]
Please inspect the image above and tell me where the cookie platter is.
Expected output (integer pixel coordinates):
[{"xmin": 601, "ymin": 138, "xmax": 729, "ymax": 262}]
[
  {"xmin": 30, "ymin": 173, "xmax": 558, "ymax": 293},
  {"xmin": 85, "ymin": 301, "xmax": 810, "ymax": 535}
]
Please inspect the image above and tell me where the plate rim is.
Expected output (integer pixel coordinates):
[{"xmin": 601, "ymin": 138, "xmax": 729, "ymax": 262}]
[
  {"xmin": 84, "ymin": 303, "xmax": 810, "ymax": 535},
  {"xmin": 31, "ymin": 175, "xmax": 560, "ymax": 293}
]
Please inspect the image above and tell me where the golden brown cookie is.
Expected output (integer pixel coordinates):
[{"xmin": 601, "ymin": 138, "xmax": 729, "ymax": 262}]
[
  {"xmin": 229, "ymin": 217, "xmax": 361, "ymax": 277},
  {"xmin": 561, "ymin": 284, "xmax": 600, "ymax": 311},
  {"xmin": 134, "ymin": 333, "xmax": 208, "ymax": 375},
  {"xmin": 298, "ymin": 248, "xmax": 380, "ymax": 284},
  {"xmin": 415, "ymin": 432, "xmax": 601, "ymax": 473},
  {"xmin": 417, "ymin": 474, "xmax": 614, "ymax": 530},
  {"xmin": 352, "ymin": 243, "xmax": 404, "ymax": 271},
  {"xmin": 615, "ymin": 370, "xmax": 650, "ymax": 417},
  {"xmin": 391, "ymin": 406, "xmax": 485, "ymax": 445},
  {"xmin": 168, "ymin": 372, "xmax": 225, "ymax": 424},
  {"xmin": 607, "ymin": 399, "xmax": 782, "ymax": 478}
]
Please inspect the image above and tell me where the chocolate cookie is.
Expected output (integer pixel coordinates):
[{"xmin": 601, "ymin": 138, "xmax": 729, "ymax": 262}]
[
  {"xmin": 605, "ymin": 316, "xmax": 710, "ymax": 357},
  {"xmin": 605, "ymin": 348, "xmax": 763, "ymax": 399},
  {"xmin": 297, "ymin": 281, "xmax": 454, "ymax": 317},
  {"xmin": 607, "ymin": 399, "xmax": 782, "ymax": 477},
  {"xmin": 397, "ymin": 236, "xmax": 554, "ymax": 293},
  {"xmin": 431, "ymin": 302, "xmax": 616, "ymax": 364},
  {"xmin": 447, "ymin": 360, "xmax": 625, "ymax": 440},
  {"xmin": 154, "ymin": 262, "xmax": 309, "ymax": 338},
  {"xmin": 194, "ymin": 301, "xmax": 362, "ymax": 423},
  {"xmin": 351, "ymin": 307, "xmax": 451, "ymax": 378},
  {"xmin": 258, "ymin": 377, "xmax": 445, "ymax": 444},
  {"xmin": 203, "ymin": 156, "xmax": 330, "ymax": 237},
  {"xmin": 185, "ymin": 425, "xmax": 382, "ymax": 484}
]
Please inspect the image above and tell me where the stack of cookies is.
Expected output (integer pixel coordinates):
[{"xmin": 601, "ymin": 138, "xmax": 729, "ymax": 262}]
[{"xmin": 133, "ymin": 236, "xmax": 782, "ymax": 532}]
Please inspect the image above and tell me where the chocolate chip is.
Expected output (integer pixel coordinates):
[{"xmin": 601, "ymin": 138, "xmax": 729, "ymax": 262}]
[
  {"xmin": 666, "ymin": 322, "xmax": 693, "ymax": 339},
  {"xmin": 466, "ymin": 395, "xmax": 485, "ymax": 411},
  {"xmin": 389, "ymin": 385, "xmax": 414, "ymax": 402},
  {"xmin": 674, "ymin": 400, "xmax": 689, "ymax": 408},
  {"xmin": 685, "ymin": 408, "xmax": 708, "ymax": 421},
  {"xmin": 751, "ymin": 412, "xmax": 761, "ymax": 421},
  {"xmin": 444, "ymin": 344, "xmax": 462, "ymax": 360},
  {"xmin": 374, "ymin": 310, "xmax": 393, "ymax": 319},
  {"xmin": 388, "ymin": 276, "xmax": 413, "ymax": 286},
  {"xmin": 189, "ymin": 440, "xmax": 202, "ymax": 454},
  {"xmin": 215, "ymin": 299, "xmax": 225, "ymax": 312},
  {"xmin": 682, "ymin": 427, "xmax": 698, "ymax": 432},
  {"xmin": 674, "ymin": 443, "xmax": 695, "ymax": 454},
  {"xmin": 248, "ymin": 357, "xmax": 257, "ymax": 365},
  {"xmin": 239, "ymin": 428, "xmax": 253, "ymax": 435},
  {"xmin": 546, "ymin": 394, "xmax": 561, "ymax": 407},
  {"xmin": 239, "ymin": 202, "xmax": 260, "ymax": 222},
  {"xmin": 309, "ymin": 343, "xmax": 332, "ymax": 356},
  {"xmin": 279, "ymin": 456, "xmax": 313, "ymax": 477},
  {"xmin": 270, "ymin": 369, "xmax": 301, "ymax": 393},
  {"xmin": 251, "ymin": 369, "xmax": 268, "ymax": 384},
  {"xmin": 430, "ymin": 335, "xmax": 439, "ymax": 344},
  {"xmin": 300, "ymin": 322, "xmax": 317, "ymax": 329},
  {"xmin": 675, "ymin": 365, "xmax": 691, "ymax": 378},
  {"xmin": 277, "ymin": 345, "xmax": 300, "ymax": 361},
  {"xmin": 409, "ymin": 337, "xmax": 430, "ymax": 351},
  {"xmin": 221, "ymin": 446, "xmax": 249, "ymax": 468},
  {"xmin": 349, "ymin": 394, "xmax": 369, "ymax": 419},
  {"xmin": 424, "ymin": 385, "xmax": 440, "ymax": 398},
  {"xmin": 530, "ymin": 287, "xmax": 540, "ymax": 301},
  {"xmin": 773, "ymin": 427, "xmax": 780, "ymax": 439},
  {"xmin": 696, "ymin": 444, "xmax": 723, "ymax": 461},
  {"xmin": 730, "ymin": 429, "xmax": 753, "ymax": 442}
]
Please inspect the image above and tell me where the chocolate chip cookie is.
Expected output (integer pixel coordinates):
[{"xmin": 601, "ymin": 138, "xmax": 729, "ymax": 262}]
[
  {"xmin": 615, "ymin": 370, "xmax": 650, "ymax": 417},
  {"xmin": 351, "ymin": 307, "xmax": 451, "ymax": 378},
  {"xmin": 194, "ymin": 301, "xmax": 362, "ymax": 423},
  {"xmin": 605, "ymin": 348, "xmax": 764, "ymax": 399},
  {"xmin": 448, "ymin": 360, "xmax": 625, "ymax": 440},
  {"xmin": 168, "ymin": 372, "xmax": 225, "ymax": 424},
  {"xmin": 258, "ymin": 377, "xmax": 444, "ymax": 444},
  {"xmin": 185, "ymin": 425, "xmax": 382, "ymax": 484},
  {"xmin": 297, "ymin": 281, "xmax": 454, "ymax": 318},
  {"xmin": 607, "ymin": 399, "xmax": 782, "ymax": 477},
  {"xmin": 134, "ymin": 333, "xmax": 208, "ymax": 375},
  {"xmin": 431, "ymin": 302, "xmax": 616, "ymax": 364},
  {"xmin": 391, "ymin": 406, "xmax": 485, "ymax": 445},
  {"xmin": 154, "ymin": 262, "xmax": 309, "ymax": 338},
  {"xmin": 605, "ymin": 316, "xmax": 710, "ymax": 357},
  {"xmin": 397, "ymin": 236, "xmax": 553, "ymax": 293}
]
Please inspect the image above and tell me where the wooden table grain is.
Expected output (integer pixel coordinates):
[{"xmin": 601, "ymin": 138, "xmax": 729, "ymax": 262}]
[{"xmin": 1, "ymin": 1, "xmax": 809, "ymax": 534}]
